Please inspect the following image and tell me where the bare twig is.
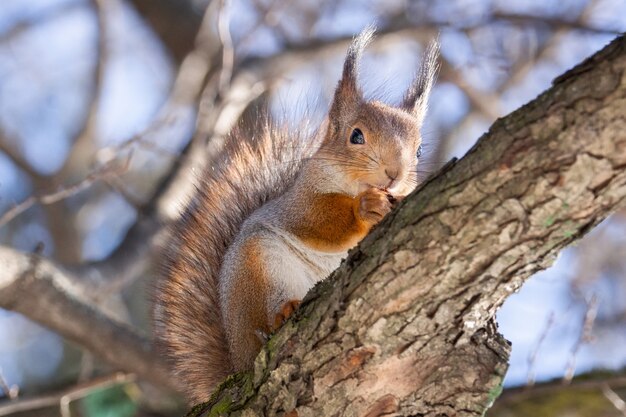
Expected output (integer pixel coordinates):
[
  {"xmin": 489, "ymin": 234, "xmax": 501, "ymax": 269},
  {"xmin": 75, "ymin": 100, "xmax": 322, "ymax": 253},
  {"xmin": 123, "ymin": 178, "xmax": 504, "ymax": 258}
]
[
  {"xmin": 217, "ymin": 0, "xmax": 234, "ymax": 95},
  {"xmin": 564, "ymin": 294, "xmax": 599, "ymax": 383},
  {"xmin": 69, "ymin": 0, "xmax": 108, "ymax": 151},
  {"xmin": 237, "ymin": 0, "xmax": 326, "ymax": 51},
  {"xmin": 0, "ymin": 370, "xmax": 18, "ymax": 400},
  {"xmin": 103, "ymin": 177, "xmax": 144, "ymax": 209},
  {"xmin": 496, "ymin": 0, "xmax": 599, "ymax": 95},
  {"xmin": 439, "ymin": 59, "xmax": 502, "ymax": 120},
  {"xmin": 77, "ymin": 352, "xmax": 95, "ymax": 384},
  {"xmin": 0, "ymin": 372, "xmax": 136, "ymax": 417},
  {"xmin": 603, "ymin": 384, "xmax": 626, "ymax": 416},
  {"xmin": 235, "ymin": 0, "xmax": 287, "ymax": 51},
  {"xmin": 492, "ymin": 11, "xmax": 622, "ymax": 36},
  {"xmin": 0, "ymin": 153, "xmax": 132, "ymax": 228},
  {"xmin": 526, "ymin": 311, "xmax": 556, "ymax": 386}
]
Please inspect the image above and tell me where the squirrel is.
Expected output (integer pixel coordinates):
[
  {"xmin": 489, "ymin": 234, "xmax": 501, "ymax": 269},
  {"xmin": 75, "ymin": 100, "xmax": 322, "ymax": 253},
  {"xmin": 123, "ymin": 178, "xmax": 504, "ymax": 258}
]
[{"xmin": 154, "ymin": 28, "xmax": 439, "ymax": 404}]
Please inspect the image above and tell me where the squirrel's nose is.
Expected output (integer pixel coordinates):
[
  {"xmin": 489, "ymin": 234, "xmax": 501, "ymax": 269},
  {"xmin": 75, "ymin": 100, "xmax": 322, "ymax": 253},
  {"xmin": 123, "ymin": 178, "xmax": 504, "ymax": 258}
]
[{"xmin": 385, "ymin": 169, "xmax": 398, "ymax": 181}]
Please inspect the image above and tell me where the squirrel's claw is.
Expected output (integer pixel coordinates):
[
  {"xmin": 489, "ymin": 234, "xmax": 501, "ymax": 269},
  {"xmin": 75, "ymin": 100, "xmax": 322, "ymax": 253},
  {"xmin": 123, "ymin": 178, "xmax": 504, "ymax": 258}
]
[
  {"xmin": 357, "ymin": 188, "xmax": 393, "ymax": 225},
  {"xmin": 272, "ymin": 299, "xmax": 301, "ymax": 332}
]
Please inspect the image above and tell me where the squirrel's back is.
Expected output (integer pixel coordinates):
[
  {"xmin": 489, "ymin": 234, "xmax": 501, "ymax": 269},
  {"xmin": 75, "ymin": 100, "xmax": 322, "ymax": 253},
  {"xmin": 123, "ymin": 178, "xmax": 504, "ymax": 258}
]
[{"xmin": 154, "ymin": 120, "xmax": 320, "ymax": 403}]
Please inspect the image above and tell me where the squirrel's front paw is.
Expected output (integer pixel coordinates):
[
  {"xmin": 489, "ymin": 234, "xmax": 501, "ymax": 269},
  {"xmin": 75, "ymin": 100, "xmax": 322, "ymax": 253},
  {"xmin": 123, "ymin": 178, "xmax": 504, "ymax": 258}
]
[
  {"xmin": 356, "ymin": 188, "xmax": 393, "ymax": 225},
  {"xmin": 272, "ymin": 299, "xmax": 301, "ymax": 331}
]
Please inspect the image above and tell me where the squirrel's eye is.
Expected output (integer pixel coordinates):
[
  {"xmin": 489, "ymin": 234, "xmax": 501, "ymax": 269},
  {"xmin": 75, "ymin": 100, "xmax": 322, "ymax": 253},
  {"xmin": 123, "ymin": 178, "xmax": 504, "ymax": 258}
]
[
  {"xmin": 416, "ymin": 144, "xmax": 423, "ymax": 158},
  {"xmin": 349, "ymin": 128, "xmax": 365, "ymax": 145}
]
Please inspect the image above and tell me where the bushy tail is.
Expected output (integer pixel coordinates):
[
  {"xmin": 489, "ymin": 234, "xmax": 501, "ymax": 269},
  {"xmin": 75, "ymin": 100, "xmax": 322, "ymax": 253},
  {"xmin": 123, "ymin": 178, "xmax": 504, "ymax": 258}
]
[{"xmin": 154, "ymin": 121, "xmax": 320, "ymax": 403}]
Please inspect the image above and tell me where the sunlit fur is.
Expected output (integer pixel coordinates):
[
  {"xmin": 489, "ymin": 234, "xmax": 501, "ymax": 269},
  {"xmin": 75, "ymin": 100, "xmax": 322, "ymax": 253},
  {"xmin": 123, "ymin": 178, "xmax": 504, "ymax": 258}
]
[
  {"xmin": 155, "ymin": 28, "xmax": 439, "ymax": 404},
  {"xmin": 315, "ymin": 101, "xmax": 423, "ymax": 197}
]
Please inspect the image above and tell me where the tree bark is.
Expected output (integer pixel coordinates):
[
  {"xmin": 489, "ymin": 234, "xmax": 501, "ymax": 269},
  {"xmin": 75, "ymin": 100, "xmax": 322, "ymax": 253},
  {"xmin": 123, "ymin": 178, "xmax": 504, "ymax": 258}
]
[{"xmin": 190, "ymin": 35, "xmax": 626, "ymax": 416}]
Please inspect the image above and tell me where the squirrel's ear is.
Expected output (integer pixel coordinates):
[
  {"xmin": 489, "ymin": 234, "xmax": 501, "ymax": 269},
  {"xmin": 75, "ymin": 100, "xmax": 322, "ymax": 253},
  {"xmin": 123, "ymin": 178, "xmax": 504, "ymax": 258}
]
[
  {"xmin": 403, "ymin": 40, "xmax": 440, "ymax": 126},
  {"xmin": 329, "ymin": 27, "xmax": 374, "ymax": 124}
]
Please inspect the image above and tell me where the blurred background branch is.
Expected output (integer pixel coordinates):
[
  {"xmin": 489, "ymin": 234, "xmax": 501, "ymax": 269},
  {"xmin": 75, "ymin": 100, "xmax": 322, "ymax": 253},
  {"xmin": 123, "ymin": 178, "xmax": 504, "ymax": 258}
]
[
  {"xmin": 0, "ymin": 373, "xmax": 135, "ymax": 417},
  {"xmin": 0, "ymin": 246, "xmax": 172, "ymax": 389}
]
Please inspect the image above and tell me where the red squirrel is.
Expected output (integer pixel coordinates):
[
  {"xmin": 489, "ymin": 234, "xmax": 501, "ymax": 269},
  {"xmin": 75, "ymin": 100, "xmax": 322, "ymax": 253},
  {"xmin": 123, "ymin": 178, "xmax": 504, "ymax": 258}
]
[{"xmin": 154, "ymin": 28, "xmax": 439, "ymax": 403}]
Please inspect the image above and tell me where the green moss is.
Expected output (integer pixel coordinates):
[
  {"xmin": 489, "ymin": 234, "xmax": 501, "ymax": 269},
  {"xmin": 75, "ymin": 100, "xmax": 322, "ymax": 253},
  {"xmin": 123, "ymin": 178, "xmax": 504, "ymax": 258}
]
[
  {"xmin": 204, "ymin": 395, "xmax": 234, "ymax": 416},
  {"xmin": 481, "ymin": 374, "xmax": 505, "ymax": 417},
  {"xmin": 185, "ymin": 372, "xmax": 254, "ymax": 417},
  {"xmin": 185, "ymin": 401, "xmax": 212, "ymax": 417},
  {"xmin": 563, "ymin": 229, "xmax": 576, "ymax": 238},
  {"xmin": 487, "ymin": 383, "xmax": 504, "ymax": 407},
  {"xmin": 488, "ymin": 388, "xmax": 618, "ymax": 417}
]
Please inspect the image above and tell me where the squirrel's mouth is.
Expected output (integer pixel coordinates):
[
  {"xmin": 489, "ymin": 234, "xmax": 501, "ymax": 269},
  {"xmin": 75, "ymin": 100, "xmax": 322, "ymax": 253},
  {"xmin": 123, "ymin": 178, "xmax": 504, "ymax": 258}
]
[
  {"xmin": 364, "ymin": 182, "xmax": 399, "ymax": 195},
  {"xmin": 362, "ymin": 170, "xmax": 404, "ymax": 193}
]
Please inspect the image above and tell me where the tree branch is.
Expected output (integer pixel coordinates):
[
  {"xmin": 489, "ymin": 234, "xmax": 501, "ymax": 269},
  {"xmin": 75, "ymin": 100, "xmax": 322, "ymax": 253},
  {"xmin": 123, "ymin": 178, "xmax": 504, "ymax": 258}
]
[
  {"xmin": 0, "ymin": 246, "xmax": 173, "ymax": 391},
  {"xmin": 192, "ymin": 35, "xmax": 626, "ymax": 415},
  {"xmin": 0, "ymin": 155, "xmax": 131, "ymax": 227},
  {"xmin": 492, "ymin": 12, "xmax": 622, "ymax": 36}
]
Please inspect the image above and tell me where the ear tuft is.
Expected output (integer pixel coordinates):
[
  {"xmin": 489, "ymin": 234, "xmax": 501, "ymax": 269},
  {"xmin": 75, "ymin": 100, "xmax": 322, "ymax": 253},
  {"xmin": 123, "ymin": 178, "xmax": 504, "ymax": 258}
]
[
  {"xmin": 403, "ymin": 39, "xmax": 440, "ymax": 125},
  {"xmin": 329, "ymin": 26, "xmax": 375, "ymax": 124},
  {"xmin": 342, "ymin": 25, "xmax": 375, "ymax": 88}
]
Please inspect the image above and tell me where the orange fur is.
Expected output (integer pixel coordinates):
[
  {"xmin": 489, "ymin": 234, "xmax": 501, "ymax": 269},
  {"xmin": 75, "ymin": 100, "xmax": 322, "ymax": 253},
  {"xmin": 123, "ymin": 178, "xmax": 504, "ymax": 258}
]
[
  {"xmin": 285, "ymin": 192, "xmax": 368, "ymax": 252},
  {"xmin": 273, "ymin": 299, "xmax": 301, "ymax": 331},
  {"xmin": 220, "ymin": 239, "xmax": 271, "ymax": 370}
]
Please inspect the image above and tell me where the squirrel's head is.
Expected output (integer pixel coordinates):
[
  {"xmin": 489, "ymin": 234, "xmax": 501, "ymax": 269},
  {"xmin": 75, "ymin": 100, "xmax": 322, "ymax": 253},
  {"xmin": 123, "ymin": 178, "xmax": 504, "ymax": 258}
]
[{"xmin": 317, "ymin": 28, "xmax": 439, "ymax": 197}]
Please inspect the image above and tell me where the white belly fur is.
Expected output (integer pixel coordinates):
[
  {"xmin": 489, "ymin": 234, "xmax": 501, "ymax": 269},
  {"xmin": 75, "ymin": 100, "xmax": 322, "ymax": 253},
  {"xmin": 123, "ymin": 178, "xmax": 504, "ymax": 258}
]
[{"xmin": 261, "ymin": 223, "xmax": 345, "ymax": 314}]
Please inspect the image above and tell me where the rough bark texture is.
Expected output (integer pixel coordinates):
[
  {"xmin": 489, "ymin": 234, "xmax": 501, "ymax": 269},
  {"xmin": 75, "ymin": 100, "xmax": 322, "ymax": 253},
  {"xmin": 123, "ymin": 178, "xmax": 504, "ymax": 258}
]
[{"xmin": 190, "ymin": 35, "xmax": 626, "ymax": 416}]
